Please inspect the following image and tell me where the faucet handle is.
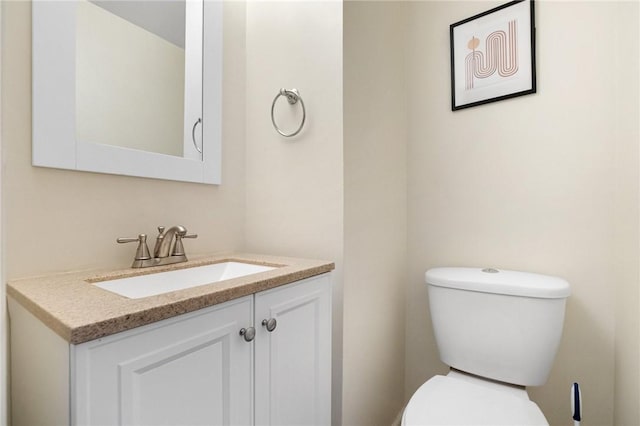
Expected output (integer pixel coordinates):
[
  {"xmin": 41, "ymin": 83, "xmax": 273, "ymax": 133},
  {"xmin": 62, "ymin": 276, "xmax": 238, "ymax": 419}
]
[
  {"xmin": 157, "ymin": 226, "xmax": 166, "ymax": 235},
  {"xmin": 117, "ymin": 236, "xmax": 140, "ymax": 244},
  {"xmin": 171, "ymin": 232, "xmax": 197, "ymax": 257},
  {"xmin": 117, "ymin": 234, "xmax": 151, "ymax": 261}
]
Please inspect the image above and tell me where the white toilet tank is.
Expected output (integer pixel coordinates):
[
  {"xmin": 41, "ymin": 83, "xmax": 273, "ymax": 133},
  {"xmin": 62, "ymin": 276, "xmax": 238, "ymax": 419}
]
[{"xmin": 426, "ymin": 267, "xmax": 570, "ymax": 387}]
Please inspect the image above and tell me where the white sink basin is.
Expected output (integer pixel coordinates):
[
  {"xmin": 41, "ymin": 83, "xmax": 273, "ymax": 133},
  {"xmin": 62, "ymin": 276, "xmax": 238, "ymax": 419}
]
[{"xmin": 94, "ymin": 261, "xmax": 277, "ymax": 299}]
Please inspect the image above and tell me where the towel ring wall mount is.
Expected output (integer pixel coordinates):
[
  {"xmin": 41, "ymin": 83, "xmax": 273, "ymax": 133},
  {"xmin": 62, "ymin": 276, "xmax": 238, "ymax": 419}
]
[{"xmin": 271, "ymin": 88, "xmax": 306, "ymax": 138}]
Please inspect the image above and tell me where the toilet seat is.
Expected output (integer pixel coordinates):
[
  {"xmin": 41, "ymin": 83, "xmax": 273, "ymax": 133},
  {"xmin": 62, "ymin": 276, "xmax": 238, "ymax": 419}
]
[{"xmin": 402, "ymin": 375, "xmax": 548, "ymax": 425}]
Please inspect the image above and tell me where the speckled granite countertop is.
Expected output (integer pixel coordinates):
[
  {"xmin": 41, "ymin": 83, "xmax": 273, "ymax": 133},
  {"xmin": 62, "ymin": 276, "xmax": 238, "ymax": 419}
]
[{"xmin": 7, "ymin": 253, "xmax": 334, "ymax": 345}]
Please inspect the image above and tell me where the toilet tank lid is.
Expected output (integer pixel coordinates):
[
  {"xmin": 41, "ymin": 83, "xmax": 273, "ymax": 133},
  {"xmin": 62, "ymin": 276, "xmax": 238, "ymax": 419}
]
[{"xmin": 425, "ymin": 267, "xmax": 570, "ymax": 299}]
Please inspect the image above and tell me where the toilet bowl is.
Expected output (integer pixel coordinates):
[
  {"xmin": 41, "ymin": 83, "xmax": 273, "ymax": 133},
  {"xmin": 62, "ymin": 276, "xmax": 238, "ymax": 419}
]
[
  {"xmin": 402, "ymin": 267, "xmax": 570, "ymax": 425},
  {"xmin": 402, "ymin": 371, "xmax": 548, "ymax": 425}
]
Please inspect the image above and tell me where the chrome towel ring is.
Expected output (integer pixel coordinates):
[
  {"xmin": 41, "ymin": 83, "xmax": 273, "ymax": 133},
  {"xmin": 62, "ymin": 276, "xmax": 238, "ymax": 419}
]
[{"xmin": 271, "ymin": 88, "xmax": 306, "ymax": 137}]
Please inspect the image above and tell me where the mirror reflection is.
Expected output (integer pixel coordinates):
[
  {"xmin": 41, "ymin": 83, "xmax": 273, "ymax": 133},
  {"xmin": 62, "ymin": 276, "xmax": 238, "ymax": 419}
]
[{"xmin": 75, "ymin": 0, "xmax": 202, "ymax": 158}]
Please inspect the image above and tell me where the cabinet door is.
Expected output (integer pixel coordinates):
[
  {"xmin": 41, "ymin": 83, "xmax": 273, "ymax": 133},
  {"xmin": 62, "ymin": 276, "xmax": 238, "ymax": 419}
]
[
  {"xmin": 254, "ymin": 274, "xmax": 332, "ymax": 426},
  {"xmin": 72, "ymin": 296, "xmax": 253, "ymax": 426}
]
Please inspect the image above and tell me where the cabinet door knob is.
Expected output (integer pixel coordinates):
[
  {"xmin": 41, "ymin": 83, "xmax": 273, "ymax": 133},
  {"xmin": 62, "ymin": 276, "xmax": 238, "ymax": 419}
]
[
  {"xmin": 261, "ymin": 318, "xmax": 277, "ymax": 332},
  {"xmin": 239, "ymin": 327, "xmax": 256, "ymax": 342}
]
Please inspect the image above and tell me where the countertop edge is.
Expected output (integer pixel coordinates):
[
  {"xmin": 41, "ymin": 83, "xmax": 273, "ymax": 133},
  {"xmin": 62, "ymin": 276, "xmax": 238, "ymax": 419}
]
[
  {"xmin": 7, "ymin": 286, "xmax": 73, "ymax": 342},
  {"xmin": 7, "ymin": 254, "xmax": 335, "ymax": 345}
]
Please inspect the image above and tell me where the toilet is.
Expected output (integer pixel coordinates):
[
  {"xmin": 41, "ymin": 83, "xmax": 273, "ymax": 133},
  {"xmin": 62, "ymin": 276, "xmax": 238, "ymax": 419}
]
[{"xmin": 402, "ymin": 267, "xmax": 571, "ymax": 425}]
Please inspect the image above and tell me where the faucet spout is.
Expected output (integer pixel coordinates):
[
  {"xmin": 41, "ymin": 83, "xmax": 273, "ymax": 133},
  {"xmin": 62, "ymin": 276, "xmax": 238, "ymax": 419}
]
[{"xmin": 154, "ymin": 225, "xmax": 187, "ymax": 258}]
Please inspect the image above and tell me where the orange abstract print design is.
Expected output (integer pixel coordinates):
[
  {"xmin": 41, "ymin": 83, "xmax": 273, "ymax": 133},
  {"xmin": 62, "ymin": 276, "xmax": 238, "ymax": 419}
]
[{"xmin": 465, "ymin": 20, "xmax": 519, "ymax": 90}]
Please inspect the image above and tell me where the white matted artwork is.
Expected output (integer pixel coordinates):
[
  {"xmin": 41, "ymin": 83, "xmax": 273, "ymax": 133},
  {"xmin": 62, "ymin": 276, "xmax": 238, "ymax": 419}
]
[{"xmin": 450, "ymin": 0, "xmax": 536, "ymax": 111}]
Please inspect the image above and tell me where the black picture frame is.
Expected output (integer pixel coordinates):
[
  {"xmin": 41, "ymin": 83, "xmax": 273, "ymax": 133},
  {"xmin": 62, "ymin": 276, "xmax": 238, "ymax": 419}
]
[{"xmin": 450, "ymin": 0, "xmax": 536, "ymax": 111}]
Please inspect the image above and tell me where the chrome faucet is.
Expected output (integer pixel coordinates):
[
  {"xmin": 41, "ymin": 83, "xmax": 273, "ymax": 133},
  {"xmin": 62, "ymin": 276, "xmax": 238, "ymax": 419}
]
[{"xmin": 118, "ymin": 225, "xmax": 198, "ymax": 268}]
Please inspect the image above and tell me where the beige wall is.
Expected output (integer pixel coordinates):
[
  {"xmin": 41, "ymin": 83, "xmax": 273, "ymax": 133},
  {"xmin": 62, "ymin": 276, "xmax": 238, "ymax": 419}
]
[
  {"xmin": 243, "ymin": 2, "xmax": 344, "ymax": 423},
  {"xmin": 343, "ymin": 2, "xmax": 407, "ymax": 425},
  {"xmin": 613, "ymin": 1, "xmax": 640, "ymax": 424},
  {"xmin": 1, "ymin": 0, "xmax": 246, "ymax": 279},
  {"xmin": 405, "ymin": 2, "xmax": 639, "ymax": 426},
  {"xmin": 0, "ymin": 2, "xmax": 6, "ymax": 423}
]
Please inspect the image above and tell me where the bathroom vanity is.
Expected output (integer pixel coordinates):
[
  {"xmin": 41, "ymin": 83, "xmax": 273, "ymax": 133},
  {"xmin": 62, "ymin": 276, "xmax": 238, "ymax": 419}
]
[{"xmin": 7, "ymin": 254, "xmax": 333, "ymax": 426}]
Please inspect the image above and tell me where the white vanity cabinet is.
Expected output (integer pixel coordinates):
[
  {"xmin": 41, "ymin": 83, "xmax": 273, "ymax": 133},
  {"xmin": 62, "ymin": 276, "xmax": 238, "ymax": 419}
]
[
  {"xmin": 9, "ymin": 273, "xmax": 331, "ymax": 426},
  {"xmin": 254, "ymin": 275, "xmax": 332, "ymax": 426},
  {"xmin": 73, "ymin": 295, "xmax": 254, "ymax": 425}
]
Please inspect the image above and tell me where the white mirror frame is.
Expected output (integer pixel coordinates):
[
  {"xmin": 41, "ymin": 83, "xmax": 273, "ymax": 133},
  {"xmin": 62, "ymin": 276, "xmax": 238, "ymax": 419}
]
[{"xmin": 32, "ymin": 0, "xmax": 222, "ymax": 185}]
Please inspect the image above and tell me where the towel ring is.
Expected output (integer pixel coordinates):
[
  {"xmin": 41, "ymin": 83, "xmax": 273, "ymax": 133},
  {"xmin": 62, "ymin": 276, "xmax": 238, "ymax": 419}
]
[{"xmin": 271, "ymin": 88, "xmax": 306, "ymax": 137}]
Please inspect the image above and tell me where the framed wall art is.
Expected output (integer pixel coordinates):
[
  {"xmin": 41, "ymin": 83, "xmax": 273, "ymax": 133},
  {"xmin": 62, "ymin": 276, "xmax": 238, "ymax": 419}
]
[{"xmin": 450, "ymin": 0, "xmax": 536, "ymax": 111}]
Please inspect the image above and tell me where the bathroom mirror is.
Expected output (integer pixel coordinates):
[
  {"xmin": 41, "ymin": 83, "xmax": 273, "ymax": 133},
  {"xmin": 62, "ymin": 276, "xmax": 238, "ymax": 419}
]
[
  {"xmin": 32, "ymin": 0, "xmax": 222, "ymax": 184},
  {"xmin": 76, "ymin": 0, "xmax": 194, "ymax": 158}
]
